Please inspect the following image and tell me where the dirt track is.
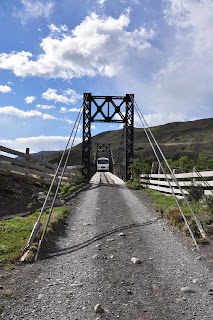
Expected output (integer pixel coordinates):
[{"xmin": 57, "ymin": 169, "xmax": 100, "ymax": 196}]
[{"xmin": 0, "ymin": 172, "xmax": 213, "ymax": 319}]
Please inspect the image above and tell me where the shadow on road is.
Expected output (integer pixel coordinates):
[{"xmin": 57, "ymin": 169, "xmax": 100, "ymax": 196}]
[{"xmin": 41, "ymin": 218, "xmax": 159, "ymax": 261}]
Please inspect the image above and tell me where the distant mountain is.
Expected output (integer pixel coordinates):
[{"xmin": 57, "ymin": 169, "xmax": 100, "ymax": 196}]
[
  {"xmin": 17, "ymin": 150, "xmax": 59, "ymax": 160},
  {"xmin": 44, "ymin": 117, "xmax": 213, "ymax": 165}
]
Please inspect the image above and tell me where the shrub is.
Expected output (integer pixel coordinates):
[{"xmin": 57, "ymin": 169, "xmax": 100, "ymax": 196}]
[
  {"xmin": 205, "ymin": 196, "xmax": 213, "ymax": 214},
  {"xmin": 166, "ymin": 208, "xmax": 183, "ymax": 224},
  {"xmin": 187, "ymin": 185, "xmax": 204, "ymax": 202}
]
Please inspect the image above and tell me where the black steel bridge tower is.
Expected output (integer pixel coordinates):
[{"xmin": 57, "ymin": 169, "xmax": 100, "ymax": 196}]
[{"xmin": 82, "ymin": 93, "xmax": 134, "ymax": 182}]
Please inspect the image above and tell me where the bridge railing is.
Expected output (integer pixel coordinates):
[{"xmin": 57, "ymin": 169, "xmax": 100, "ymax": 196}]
[
  {"xmin": 0, "ymin": 145, "xmax": 84, "ymax": 185},
  {"xmin": 140, "ymin": 169, "xmax": 213, "ymax": 198}
]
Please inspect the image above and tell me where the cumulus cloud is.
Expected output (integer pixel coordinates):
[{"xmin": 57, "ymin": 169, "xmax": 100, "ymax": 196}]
[
  {"xmin": 143, "ymin": 112, "xmax": 186, "ymax": 127},
  {"xmin": 97, "ymin": 0, "xmax": 107, "ymax": 5},
  {"xmin": 60, "ymin": 107, "xmax": 67, "ymax": 113},
  {"xmin": 0, "ymin": 135, "xmax": 82, "ymax": 153},
  {"xmin": 164, "ymin": 0, "xmax": 213, "ymax": 53},
  {"xmin": 25, "ymin": 96, "xmax": 36, "ymax": 104},
  {"xmin": 42, "ymin": 88, "xmax": 82, "ymax": 104},
  {"xmin": 36, "ymin": 104, "xmax": 56, "ymax": 110},
  {"xmin": 0, "ymin": 84, "xmax": 12, "ymax": 93},
  {"xmin": 42, "ymin": 114, "xmax": 58, "ymax": 120},
  {"xmin": 0, "ymin": 11, "xmax": 155, "ymax": 79},
  {"xmin": 0, "ymin": 106, "xmax": 58, "ymax": 121},
  {"xmin": 68, "ymin": 108, "xmax": 81, "ymax": 112},
  {"xmin": 135, "ymin": 0, "xmax": 213, "ymax": 119},
  {"xmin": 0, "ymin": 106, "xmax": 42, "ymax": 118},
  {"xmin": 65, "ymin": 119, "xmax": 74, "ymax": 125},
  {"xmin": 14, "ymin": 0, "xmax": 54, "ymax": 24}
]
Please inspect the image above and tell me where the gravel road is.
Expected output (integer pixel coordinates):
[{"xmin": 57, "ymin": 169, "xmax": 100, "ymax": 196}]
[{"xmin": 1, "ymin": 172, "xmax": 213, "ymax": 320}]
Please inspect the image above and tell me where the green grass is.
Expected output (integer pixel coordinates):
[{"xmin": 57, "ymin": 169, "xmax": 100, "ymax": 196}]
[
  {"xmin": 143, "ymin": 189, "xmax": 213, "ymax": 240},
  {"xmin": 43, "ymin": 182, "xmax": 82, "ymax": 198},
  {"xmin": 128, "ymin": 183, "xmax": 212, "ymax": 241},
  {"xmin": 126, "ymin": 180, "xmax": 145, "ymax": 190},
  {"xmin": 1, "ymin": 290, "xmax": 13, "ymax": 298},
  {"xmin": 58, "ymin": 182, "xmax": 82, "ymax": 198},
  {"xmin": 0, "ymin": 207, "xmax": 68, "ymax": 265}
]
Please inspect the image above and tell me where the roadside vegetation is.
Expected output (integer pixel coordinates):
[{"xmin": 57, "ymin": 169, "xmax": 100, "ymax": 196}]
[
  {"xmin": 128, "ymin": 181, "xmax": 213, "ymax": 242},
  {"xmin": 0, "ymin": 181, "xmax": 83, "ymax": 265},
  {"xmin": 0, "ymin": 207, "xmax": 69, "ymax": 265},
  {"xmin": 128, "ymin": 154, "xmax": 213, "ymax": 242},
  {"xmin": 130, "ymin": 153, "xmax": 213, "ymax": 181}
]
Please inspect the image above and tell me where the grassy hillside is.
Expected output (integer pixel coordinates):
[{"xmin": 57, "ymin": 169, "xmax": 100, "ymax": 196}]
[{"xmin": 45, "ymin": 117, "xmax": 213, "ymax": 165}]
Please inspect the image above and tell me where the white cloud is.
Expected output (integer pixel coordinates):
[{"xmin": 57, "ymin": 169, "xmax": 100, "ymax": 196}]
[
  {"xmin": 0, "ymin": 106, "xmax": 42, "ymax": 118},
  {"xmin": 164, "ymin": 0, "xmax": 213, "ymax": 54},
  {"xmin": 36, "ymin": 104, "xmax": 56, "ymax": 110},
  {"xmin": 49, "ymin": 24, "xmax": 68, "ymax": 34},
  {"xmin": 0, "ymin": 136, "xmax": 82, "ymax": 153},
  {"xmin": 143, "ymin": 112, "xmax": 186, "ymax": 127},
  {"xmin": 60, "ymin": 107, "xmax": 67, "ymax": 113},
  {"xmin": 91, "ymin": 125, "xmax": 96, "ymax": 129},
  {"xmin": 15, "ymin": 0, "xmax": 54, "ymax": 24},
  {"xmin": 42, "ymin": 114, "xmax": 58, "ymax": 120},
  {"xmin": 25, "ymin": 96, "xmax": 36, "ymax": 104},
  {"xmin": 121, "ymin": 0, "xmax": 139, "ymax": 3},
  {"xmin": 0, "ymin": 106, "xmax": 58, "ymax": 121},
  {"xmin": 65, "ymin": 119, "xmax": 74, "ymax": 125},
  {"xmin": 0, "ymin": 11, "xmax": 155, "ymax": 79},
  {"xmin": 68, "ymin": 108, "xmax": 81, "ymax": 112},
  {"xmin": 130, "ymin": 0, "xmax": 213, "ymax": 119},
  {"xmin": 42, "ymin": 88, "xmax": 82, "ymax": 104},
  {"xmin": 97, "ymin": 0, "xmax": 107, "ymax": 5},
  {"xmin": 0, "ymin": 84, "xmax": 12, "ymax": 93}
]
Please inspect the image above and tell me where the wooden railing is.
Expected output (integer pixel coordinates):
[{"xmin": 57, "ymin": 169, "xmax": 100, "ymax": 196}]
[
  {"xmin": 0, "ymin": 145, "xmax": 84, "ymax": 185},
  {"xmin": 140, "ymin": 169, "xmax": 213, "ymax": 198}
]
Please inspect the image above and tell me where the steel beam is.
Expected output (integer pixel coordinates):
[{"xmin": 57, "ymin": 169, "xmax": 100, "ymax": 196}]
[{"xmin": 82, "ymin": 94, "xmax": 134, "ymax": 181}]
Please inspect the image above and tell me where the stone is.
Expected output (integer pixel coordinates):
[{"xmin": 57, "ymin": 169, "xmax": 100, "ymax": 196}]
[
  {"xmin": 70, "ymin": 283, "xmax": 83, "ymax": 288},
  {"xmin": 131, "ymin": 257, "xmax": 141, "ymax": 264},
  {"xmin": 208, "ymin": 288, "xmax": 213, "ymax": 296},
  {"xmin": 118, "ymin": 232, "xmax": 125, "ymax": 237},
  {"xmin": 196, "ymin": 256, "xmax": 203, "ymax": 261},
  {"xmin": 37, "ymin": 293, "xmax": 44, "ymax": 300},
  {"xmin": 180, "ymin": 287, "xmax": 196, "ymax": 294},
  {"xmin": 94, "ymin": 304, "xmax": 104, "ymax": 313},
  {"xmin": 37, "ymin": 192, "xmax": 46, "ymax": 200}
]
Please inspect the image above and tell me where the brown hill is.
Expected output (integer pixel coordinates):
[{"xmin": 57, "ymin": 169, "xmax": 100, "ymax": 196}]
[{"xmin": 44, "ymin": 117, "xmax": 213, "ymax": 165}]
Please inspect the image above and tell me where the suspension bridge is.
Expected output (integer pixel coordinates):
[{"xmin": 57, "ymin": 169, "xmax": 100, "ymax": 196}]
[
  {"xmin": 19, "ymin": 93, "xmax": 208, "ymax": 262},
  {"xmin": 1, "ymin": 93, "xmax": 213, "ymax": 320}
]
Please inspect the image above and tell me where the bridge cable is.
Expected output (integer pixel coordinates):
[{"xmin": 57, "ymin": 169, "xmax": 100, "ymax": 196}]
[
  {"xmin": 21, "ymin": 94, "xmax": 87, "ymax": 261},
  {"xmin": 134, "ymin": 104, "xmax": 200, "ymax": 250},
  {"xmin": 133, "ymin": 99, "xmax": 208, "ymax": 241}
]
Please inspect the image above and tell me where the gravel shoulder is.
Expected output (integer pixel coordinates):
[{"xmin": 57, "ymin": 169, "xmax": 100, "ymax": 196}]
[{"xmin": 0, "ymin": 172, "xmax": 213, "ymax": 319}]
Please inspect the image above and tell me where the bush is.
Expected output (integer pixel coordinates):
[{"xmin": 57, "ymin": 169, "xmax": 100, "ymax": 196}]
[
  {"xmin": 166, "ymin": 208, "xmax": 183, "ymax": 224},
  {"xmin": 205, "ymin": 196, "xmax": 213, "ymax": 214},
  {"xmin": 187, "ymin": 185, "xmax": 204, "ymax": 202}
]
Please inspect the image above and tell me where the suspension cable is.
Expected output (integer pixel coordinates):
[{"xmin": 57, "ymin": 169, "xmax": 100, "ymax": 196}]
[
  {"xmin": 134, "ymin": 106, "xmax": 199, "ymax": 250},
  {"xmin": 132, "ymin": 97, "xmax": 208, "ymax": 241},
  {"xmin": 134, "ymin": 99, "xmax": 208, "ymax": 240},
  {"xmin": 35, "ymin": 105, "xmax": 84, "ymax": 261},
  {"xmin": 21, "ymin": 94, "xmax": 87, "ymax": 261}
]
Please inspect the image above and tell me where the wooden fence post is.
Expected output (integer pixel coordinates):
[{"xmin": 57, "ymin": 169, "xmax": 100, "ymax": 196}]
[{"xmin": 25, "ymin": 148, "xmax": 30, "ymax": 176}]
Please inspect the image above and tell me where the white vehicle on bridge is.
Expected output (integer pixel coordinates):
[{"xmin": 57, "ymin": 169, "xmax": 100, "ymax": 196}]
[{"xmin": 97, "ymin": 157, "xmax": 109, "ymax": 172}]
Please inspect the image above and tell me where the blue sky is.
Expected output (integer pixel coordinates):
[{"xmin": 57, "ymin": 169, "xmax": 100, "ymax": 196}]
[{"xmin": 0, "ymin": 0, "xmax": 213, "ymax": 153}]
